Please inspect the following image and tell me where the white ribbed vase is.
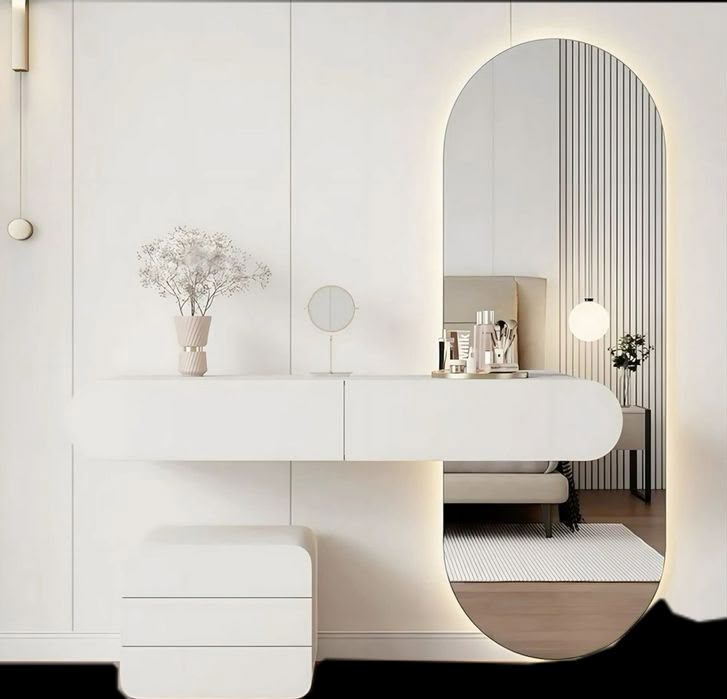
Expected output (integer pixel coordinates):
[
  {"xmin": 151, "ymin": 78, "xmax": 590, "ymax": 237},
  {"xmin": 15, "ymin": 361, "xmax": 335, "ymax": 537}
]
[{"xmin": 174, "ymin": 316, "xmax": 212, "ymax": 377}]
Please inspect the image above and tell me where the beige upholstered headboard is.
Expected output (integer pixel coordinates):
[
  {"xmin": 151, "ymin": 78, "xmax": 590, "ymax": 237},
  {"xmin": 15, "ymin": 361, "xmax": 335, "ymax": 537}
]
[{"xmin": 443, "ymin": 275, "xmax": 547, "ymax": 369}]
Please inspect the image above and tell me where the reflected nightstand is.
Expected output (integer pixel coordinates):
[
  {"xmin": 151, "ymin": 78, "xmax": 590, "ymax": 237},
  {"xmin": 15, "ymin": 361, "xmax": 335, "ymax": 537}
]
[{"xmin": 614, "ymin": 406, "xmax": 652, "ymax": 503}]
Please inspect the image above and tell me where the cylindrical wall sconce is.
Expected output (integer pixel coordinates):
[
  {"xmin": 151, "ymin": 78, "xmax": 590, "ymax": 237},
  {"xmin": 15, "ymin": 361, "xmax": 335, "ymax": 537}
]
[
  {"xmin": 8, "ymin": 1, "xmax": 32, "ymax": 239},
  {"xmin": 11, "ymin": 0, "xmax": 29, "ymax": 72}
]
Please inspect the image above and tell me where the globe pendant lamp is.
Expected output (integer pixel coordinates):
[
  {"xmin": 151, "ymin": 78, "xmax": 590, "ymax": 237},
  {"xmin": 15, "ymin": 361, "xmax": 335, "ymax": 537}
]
[
  {"xmin": 569, "ymin": 67, "xmax": 609, "ymax": 343},
  {"xmin": 569, "ymin": 297, "xmax": 610, "ymax": 342}
]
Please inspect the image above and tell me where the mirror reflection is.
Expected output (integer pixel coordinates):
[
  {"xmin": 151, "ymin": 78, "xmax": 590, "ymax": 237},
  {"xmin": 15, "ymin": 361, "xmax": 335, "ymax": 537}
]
[{"xmin": 443, "ymin": 39, "xmax": 665, "ymax": 659}]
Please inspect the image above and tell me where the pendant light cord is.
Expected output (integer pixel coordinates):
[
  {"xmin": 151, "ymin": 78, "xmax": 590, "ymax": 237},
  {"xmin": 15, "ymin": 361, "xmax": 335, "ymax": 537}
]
[
  {"xmin": 587, "ymin": 45, "xmax": 593, "ymax": 298},
  {"xmin": 18, "ymin": 74, "xmax": 23, "ymax": 218}
]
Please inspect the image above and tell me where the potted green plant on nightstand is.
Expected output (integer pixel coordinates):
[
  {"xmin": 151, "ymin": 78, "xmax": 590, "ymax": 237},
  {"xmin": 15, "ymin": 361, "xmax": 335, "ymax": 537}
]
[{"xmin": 608, "ymin": 333, "xmax": 654, "ymax": 407}]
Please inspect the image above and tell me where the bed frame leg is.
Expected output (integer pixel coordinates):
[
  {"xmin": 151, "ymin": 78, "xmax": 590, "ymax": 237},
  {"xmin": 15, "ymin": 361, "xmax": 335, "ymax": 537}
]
[{"xmin": 542, "ymin": 504, "xmax": 553, "ymax": 538}]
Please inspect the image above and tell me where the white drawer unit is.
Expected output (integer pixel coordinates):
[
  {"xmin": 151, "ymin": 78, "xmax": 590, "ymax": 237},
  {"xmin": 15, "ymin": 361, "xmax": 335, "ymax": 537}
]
[{"xmin": 120, "ymin": 526, "xmax": 317, "ymax": 699}]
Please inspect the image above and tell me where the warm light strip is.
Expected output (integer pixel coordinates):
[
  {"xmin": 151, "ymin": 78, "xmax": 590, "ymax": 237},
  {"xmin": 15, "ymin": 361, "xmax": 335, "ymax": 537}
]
[{"xmin": 11, "ymin": 0, "xmax": 29, "ymax": 72}]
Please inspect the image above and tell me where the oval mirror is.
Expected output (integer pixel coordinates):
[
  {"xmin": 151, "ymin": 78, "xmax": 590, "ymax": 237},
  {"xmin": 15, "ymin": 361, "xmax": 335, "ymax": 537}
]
[{"xmin": 443, "ymin": 39, "xmax": 665, "ymax": 659}]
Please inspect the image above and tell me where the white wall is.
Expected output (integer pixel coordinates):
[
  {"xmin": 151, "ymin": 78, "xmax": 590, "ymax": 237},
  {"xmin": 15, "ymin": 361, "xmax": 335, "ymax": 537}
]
[
  {"xmin": 0, "ymin": 0, "xmax": 724, "ymax": 661},
  {"xmin": 0, "ymin": 0, "xmax": 73, "ymax": 632},
  {"xmin": 72, "ymin": 0, "xmax": 293, "ymax": 633}
]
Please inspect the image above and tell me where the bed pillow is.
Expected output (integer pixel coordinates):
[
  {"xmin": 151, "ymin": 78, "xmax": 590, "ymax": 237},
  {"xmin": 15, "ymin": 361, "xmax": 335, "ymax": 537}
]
[{"xmin": 544, "ymin": 460, "xmax": 559, "ymax": 474}]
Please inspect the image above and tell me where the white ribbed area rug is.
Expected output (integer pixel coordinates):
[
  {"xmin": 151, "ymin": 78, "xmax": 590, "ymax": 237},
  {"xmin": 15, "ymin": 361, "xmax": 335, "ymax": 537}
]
[{"xmin": 444, "ymin": 523, "xmax": 664, "ymax": 582}]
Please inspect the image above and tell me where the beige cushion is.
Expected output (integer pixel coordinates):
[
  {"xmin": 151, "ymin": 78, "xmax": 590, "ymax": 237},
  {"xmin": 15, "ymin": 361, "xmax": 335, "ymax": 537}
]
[
  {"xmin": 444, "ymin": 473, "xmax": 568, "ymax": 504},
  {"xmin": 445, "ymin": 460, "xmax": 549, "ymax": 474}
]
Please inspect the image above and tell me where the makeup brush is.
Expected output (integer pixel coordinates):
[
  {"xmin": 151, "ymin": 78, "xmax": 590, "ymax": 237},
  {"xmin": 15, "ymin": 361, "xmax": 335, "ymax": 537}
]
[
  {"xmin": 496, "ymin": 320, "xmax": 507, "ymax": 348},
  {"xmin": 504, "ymin": 319, "xmax": 518, "ymax": 356}
]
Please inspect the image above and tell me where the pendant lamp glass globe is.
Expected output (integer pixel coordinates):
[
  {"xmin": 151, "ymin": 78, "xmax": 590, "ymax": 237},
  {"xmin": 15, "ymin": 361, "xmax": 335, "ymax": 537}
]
[{"xmin": 568, "ymin": 298, "xmax": 609, "ymax": 342}]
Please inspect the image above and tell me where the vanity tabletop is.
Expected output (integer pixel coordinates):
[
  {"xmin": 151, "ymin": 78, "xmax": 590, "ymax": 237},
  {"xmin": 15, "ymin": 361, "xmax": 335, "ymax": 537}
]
[{"xmin": 102, "ymin": 370, "xmax": 568, "ymax": 381}]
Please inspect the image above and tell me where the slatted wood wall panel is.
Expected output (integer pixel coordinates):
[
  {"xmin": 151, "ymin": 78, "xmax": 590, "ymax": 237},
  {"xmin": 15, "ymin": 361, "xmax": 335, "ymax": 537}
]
[{"xmin": 559, "ymin": 40, "xmax": 666, "ymax": 490}]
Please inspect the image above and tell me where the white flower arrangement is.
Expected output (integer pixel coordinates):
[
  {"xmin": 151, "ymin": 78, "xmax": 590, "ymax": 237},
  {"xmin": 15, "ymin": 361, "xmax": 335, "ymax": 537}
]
[{"xmin": 138, "ymin": 226, "xmax": 271, "ymax": 316}]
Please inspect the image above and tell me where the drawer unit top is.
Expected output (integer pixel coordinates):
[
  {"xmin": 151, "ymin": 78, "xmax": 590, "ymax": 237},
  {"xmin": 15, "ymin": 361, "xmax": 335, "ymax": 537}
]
[{"xmin": 124, "ymin": 526, "xmax": 316, "ymax": 598}]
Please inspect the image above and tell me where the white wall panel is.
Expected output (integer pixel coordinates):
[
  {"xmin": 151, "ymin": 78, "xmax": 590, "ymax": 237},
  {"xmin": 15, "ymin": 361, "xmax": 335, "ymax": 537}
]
[
  {"xmin": 0, "ymin": 0, "xmax": 73, "ymax": 631},
  {"xmin": 74, "ymin": 461, "xmax": 290, "ymax": 631},
  {"xmin": 72, "ymin": 1, "xmax": 291, "ymax": 631},
  {"xmin": 290, "ymin": 1, "xmax": 513, "ymax": 641},
  {"xmin": 290, "ymin": 460, "xmax": 517, "ymax": 660},
  {"xmin": 515, "ymin": 0, "xmax": 727, "ymax": 621},
  {"xmin": 74, "ymin": 1, "xmax": 290, "ymax": 381},
  {"xmin": 291, "ymin": 1, "xmax": 511, "ymax": 375}
]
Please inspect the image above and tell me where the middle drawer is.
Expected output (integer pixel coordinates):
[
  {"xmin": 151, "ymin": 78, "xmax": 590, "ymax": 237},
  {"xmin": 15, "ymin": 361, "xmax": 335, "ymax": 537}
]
[{"xmin": 122, "ymin": 598, "xmax": 312, "ymax": 647}]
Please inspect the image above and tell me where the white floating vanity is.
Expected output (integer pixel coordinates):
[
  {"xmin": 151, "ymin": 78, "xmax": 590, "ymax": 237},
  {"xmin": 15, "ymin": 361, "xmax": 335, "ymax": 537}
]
[
  {"xmin": 69, "ymin": 374, "xmax": 621, "ymax": 698},
  {"xmin": 70, "ymin": 373, "xmax": 622, "ymax": 463}
]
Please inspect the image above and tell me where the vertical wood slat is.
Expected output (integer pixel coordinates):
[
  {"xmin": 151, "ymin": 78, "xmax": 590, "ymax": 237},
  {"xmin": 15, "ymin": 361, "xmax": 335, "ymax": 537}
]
[{"xmin": 559, "ymin": 42, "xmax": 665, "ymax": 490}]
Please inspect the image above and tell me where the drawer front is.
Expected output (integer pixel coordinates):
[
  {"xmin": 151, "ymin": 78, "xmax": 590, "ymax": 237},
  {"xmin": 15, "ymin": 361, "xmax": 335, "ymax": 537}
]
[
  {"xmin": 123, "ymin": 598, "xmax": 312, "ymax": 647},
  {"xmin": 71, "ymin": 378, "xmax": 344, "ymax": 461},
  {"xmin": 120, "ymin": 646, "xmax": 313, "ymax": 699},
  {"xmin": 125, "ymin": 546, "xmax": 313, "ymax": 598},
  {"xmin": 344, "ymin": 378, "xmax": 623, "ymax": 462}
]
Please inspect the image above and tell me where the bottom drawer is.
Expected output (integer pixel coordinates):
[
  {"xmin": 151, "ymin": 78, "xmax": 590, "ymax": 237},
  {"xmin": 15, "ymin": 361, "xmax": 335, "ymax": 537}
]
[{"xmin": 120, "ymin": 646, "xmax": 313, "ymax": 699}]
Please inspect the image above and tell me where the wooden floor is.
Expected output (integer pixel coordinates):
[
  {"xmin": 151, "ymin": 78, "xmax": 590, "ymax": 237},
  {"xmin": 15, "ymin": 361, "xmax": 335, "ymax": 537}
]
[{"xmin": 449, "ymin": 490, "xmax": 665, "ymax": 660}]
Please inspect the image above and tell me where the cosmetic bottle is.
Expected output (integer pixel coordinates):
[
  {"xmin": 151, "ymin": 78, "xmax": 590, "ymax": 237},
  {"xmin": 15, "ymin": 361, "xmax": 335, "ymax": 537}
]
[
  {"xmin": 474, "ymin": 310, "xmax": 495, "ymax": 371},
  {"xmin": 438, "ymin": 336, "xmax": 447, "ymax": 371},
  {"xmin": 456, "ymin": 330, "xmax": 470, "ymax": 361},
  {"xmin": 440, "ymin": 329, "xmax": 453, "ymax": 372},
  {"xmin": 466, "ymin": 347, "xmax": 477, "ymax": 374}
]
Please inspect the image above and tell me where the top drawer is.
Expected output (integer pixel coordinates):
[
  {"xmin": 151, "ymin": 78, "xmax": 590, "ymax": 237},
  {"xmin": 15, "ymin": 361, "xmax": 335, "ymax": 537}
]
[
  {"xmin": 344, "ymin": 377, "xmax": 622, "ymax": 462},
  {"xmin": 71, "ymin": 377, "xmax": 344, "ymax": 461},
  {"xmin": 125, "ymin": 547, "xmax": 313, "ymax": 598},
  {"xmin": 125, "ymin": 526, "xmax": 316, "ymax": 598}
]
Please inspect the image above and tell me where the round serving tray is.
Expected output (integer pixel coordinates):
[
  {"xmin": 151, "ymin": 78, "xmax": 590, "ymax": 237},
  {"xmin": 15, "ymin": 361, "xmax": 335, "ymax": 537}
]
[{"xmin": 431, "ymin": 370, "xmax": 529, "ymax": 380}]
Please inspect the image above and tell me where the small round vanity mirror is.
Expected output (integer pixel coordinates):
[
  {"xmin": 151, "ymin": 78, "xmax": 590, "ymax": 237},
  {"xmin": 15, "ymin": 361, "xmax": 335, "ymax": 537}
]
[
  {"xmin": 307, "ymin": 285, "xmax": 356, "ymax": 375},
  {"xmin": 307, "ymin": 285, "xmax": 356, "ymax": 333}
]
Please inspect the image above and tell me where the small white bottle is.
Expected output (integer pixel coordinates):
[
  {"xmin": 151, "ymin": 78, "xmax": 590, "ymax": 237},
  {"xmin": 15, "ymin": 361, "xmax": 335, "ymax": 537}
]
[
  {"xmin": 475, "ymin": 310, "xmax": 495, "ymax": 371},
  {"xmin": 466, "ymin": 347, "xmax": 477, "ymax": 374}
]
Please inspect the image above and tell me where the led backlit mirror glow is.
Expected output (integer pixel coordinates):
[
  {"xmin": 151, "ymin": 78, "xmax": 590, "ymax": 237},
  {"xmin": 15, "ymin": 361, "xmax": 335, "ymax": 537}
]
[{"xmin": 443, "ymin": 38, "xmax": 666, "ymax": 660}]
